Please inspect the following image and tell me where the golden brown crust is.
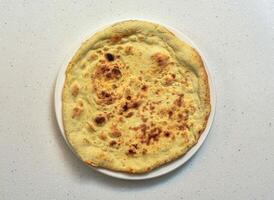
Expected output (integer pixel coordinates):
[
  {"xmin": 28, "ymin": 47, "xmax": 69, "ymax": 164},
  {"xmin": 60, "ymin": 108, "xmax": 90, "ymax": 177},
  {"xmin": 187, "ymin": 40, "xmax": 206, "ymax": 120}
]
[{"xmin": 61, "ymin": 20, "xmax": 211, "ymax": 174}]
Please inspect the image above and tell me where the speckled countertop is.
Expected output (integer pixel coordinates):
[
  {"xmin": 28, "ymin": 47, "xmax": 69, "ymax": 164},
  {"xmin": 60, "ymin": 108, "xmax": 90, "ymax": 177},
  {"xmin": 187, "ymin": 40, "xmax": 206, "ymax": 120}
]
[{"xmin": 1, "ymin": 1, "xmax": 274, "ymax": 199}]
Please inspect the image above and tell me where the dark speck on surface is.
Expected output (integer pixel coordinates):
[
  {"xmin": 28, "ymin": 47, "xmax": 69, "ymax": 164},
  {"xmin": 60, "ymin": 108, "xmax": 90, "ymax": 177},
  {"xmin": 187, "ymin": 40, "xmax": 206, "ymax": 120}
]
[{"xmin": 105, "ymin": 53, "xmax": 114, "ymax": 61}]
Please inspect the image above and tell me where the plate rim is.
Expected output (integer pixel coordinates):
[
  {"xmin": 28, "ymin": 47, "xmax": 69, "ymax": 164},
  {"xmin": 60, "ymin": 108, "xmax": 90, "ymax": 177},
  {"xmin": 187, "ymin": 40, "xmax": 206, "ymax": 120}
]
[{"xmin": 54, "ymin": 19, "xmax": 216, "ymax": 180}]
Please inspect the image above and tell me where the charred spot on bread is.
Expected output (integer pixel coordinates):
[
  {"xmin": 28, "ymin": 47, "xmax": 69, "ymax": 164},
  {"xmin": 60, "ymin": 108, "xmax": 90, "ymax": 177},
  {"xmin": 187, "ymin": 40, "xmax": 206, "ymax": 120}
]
[
  {"xmin": 72, "ymin": 106, "xmax": 83, "ymax": 118},
  {"xmin": 105, "ymin": 53, "xmax": 115, "ymax": 61},
  {"xmin": 151, "ymin": 52, "xmax": 170, "ymax": 67},
  {"xmin": 94, "ymin": 116, "xmax": 106, "ymax": 125}
]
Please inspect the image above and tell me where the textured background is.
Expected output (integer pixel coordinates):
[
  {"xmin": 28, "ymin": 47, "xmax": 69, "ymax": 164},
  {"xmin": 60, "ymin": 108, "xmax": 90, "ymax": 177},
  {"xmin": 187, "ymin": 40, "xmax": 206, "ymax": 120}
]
[{"xmin": 1, "ymin": 0, "xmax": 274, "ymax": 199}]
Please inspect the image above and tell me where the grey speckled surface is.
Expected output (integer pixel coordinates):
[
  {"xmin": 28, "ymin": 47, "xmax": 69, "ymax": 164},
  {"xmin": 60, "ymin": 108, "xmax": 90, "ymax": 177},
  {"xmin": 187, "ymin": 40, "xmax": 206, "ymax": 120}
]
[{"xmin": 1, "ymin": 0, "xmax": 274, "ymax": 199}]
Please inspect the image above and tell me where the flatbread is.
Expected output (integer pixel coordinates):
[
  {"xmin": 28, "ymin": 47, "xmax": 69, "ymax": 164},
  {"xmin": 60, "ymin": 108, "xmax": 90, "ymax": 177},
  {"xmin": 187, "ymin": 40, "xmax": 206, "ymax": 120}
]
[{"xmin": 62, "ymin": 20, "xmax": 211, "ymax": 173}]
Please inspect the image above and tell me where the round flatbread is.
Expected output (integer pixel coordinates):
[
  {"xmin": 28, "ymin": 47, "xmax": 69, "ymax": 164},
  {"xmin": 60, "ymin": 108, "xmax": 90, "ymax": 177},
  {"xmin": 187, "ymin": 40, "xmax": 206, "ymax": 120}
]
[{"xmin": 62, "ymin": 20, "xmax": 211, "ymax": 173}]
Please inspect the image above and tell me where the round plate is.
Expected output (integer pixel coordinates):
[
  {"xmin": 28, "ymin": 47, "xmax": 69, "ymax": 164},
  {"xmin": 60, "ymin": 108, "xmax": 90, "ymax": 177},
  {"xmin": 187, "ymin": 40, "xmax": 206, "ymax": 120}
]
[{"xmin": 55, "ymin": 20, "xmax": 216, "ymax": 180}]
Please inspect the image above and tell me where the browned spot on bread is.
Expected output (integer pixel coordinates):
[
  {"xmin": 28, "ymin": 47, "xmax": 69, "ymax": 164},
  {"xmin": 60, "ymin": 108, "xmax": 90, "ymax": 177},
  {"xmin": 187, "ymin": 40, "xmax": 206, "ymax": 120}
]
[
  {"xmin": 131, "ymin": 101, "xmax": 140, "ymax": 109},
  {"xmin": 112, "ymin": 131, "xmax": 122, "ymax": 137},
  {"xmin": 118, "ymin": 116, "xmax": 124, "ymax": 122},
  {"xmin": 155, "ymin": 89, "xmax": 161, "ymax": 95},
  {"xmin": 109, "ymin": 140, "xmax": 117, "ymax": 146},
  {"xmin": 106, "ymin": 73, "xmax": 111, "ymax": 79},
  {"xmin": 121, "ymin": 100, "xmax": 140, "ymax": 113},
  {"xmin": 142, "ymin": 149, "xmax": 147, "ymax": 155},
  {"xmin": 130, "ymin": 123, "xmax": 147, "ymax": 134},
  {"xmin": 127, "ymin": 168, "xmax": 134, "ymax": 173},
  {"xmin": 72, "ymin": 107, "xmax": 83, "ymax": 118},
  {"xmin": 106, "ymin": 112, "xmax": 114, "ymax": 120},
  {"xmin": 90, "ymin": 53, "xmax": 98, "ymax": 60},
  {"xmin": 94, "ymin": 116, "xmax": 106, "ymax": 125},
  {"xmin": 146, "ymin": 127, "xmax": 162, "ymax": 145},
  {"xmin": 141, "ymin": 85, "xmax": 148, "ymax": 91},
  {"xmin": 101, "ymin": 91, "xmax": 111, "ymax": 98},
  {"xmin": 198, "ymin": 128, "xmax": 205, "ymax": 136},
  {"xmin": 177, "ymin": 112, "xmax": 189, "ymax": 122},
  {"xmin": 164, "ymin": 73, "xmax": 176, "ymax": 85},
  {"xmin": 178, "ymin": 123, "xmax": 189, "ymax": 131},
  {"xmin": 149, "ymin": 104, "xmax": 155, "ymax": 110},
  {"xmin": 111, "ymin": 34, "xmax": 122, "ymax": 43},
  {"xmin": 168, "ymin": 110, "xmax": 173, "ymax": 118},
  {"xmin": 110, "ymin": 130, "xmax": 121, "ymax": 138},
  {"xmin": 96, "ymin": 91, "xmax": 114, "ymax": 105},
  {"xmin": 127, "ymin": 144, "xmax": 138, "ymax": 155},
  {"xmin": 140, "ymin": 124, "xmax": 148, "ymax": 134},
  {"xmin": 71, "ymin": 83, "xmax": 79, "ymax": 97},
  {"xmin": 96, "ymin": 62, "xmax": 122, "ymax": 80},
  {"xmin": 99, "ymin": 133, "xmax": 107, "ymax": 140},
  {"xmin": 111, "ymin": 67, "xmax": 122, "ymax": 79},
  {"xmin": 125, "ymin": 46, "xmax": 133, "ymax": 55},
  {"xmin": 127, "ymin": 148, "xmax": 136, "ymax": 155},
  {"xmin": 151, "ymin": 52, "xmax": 170, "ymax": 67},
  {"xmin": 126, "ymin": 144, "xmax": 138, "ymax": 156},
  {"xmin": 174, "ymin": 95, "xmax": 184, "ymax": 107},
  {"xmin": 164, "ymin": 131, "xmax": 171, "ymax": 137},
  {"xmin": 141, "ymin": 116, "xmax": 148, "ymax": 122},
  {"xmin": 122, "ymin": 102, "xmax": 129, "ymax": 112},
  {"xmin": 103, "ymin": 97, "xmax": 114, "ymax": 105},
  {"xmin": 78, "ymin": 100, "xmax": 83, "ymax": 107},
  {"xmin": 96, "ymin": 64, "xmax": 110, "ymax": 75},
  {"xmin": 125, "ymin": 112, "xmax": 134, "ymax": 118},
  {"xmin": 150, "ymin": 122, "xmax": 155, "ymax": 127}
]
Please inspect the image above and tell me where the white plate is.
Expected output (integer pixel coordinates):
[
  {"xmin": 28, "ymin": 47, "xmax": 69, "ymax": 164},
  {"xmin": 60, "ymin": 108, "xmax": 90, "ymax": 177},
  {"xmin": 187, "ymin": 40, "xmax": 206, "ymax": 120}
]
[{"xmin": 54, "ymin": 20, "xmax": 216, "ymax": 180}]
